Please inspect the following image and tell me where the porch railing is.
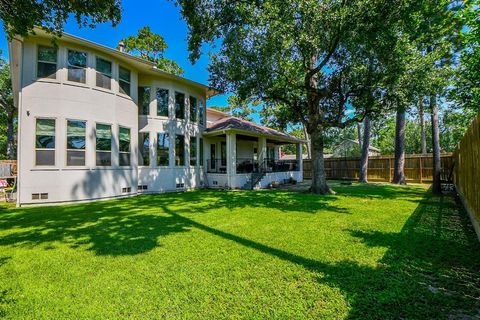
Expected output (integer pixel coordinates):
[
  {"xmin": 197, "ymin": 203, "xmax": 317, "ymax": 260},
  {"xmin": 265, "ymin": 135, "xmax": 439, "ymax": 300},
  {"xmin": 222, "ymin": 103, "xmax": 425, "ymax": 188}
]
[{"xmin": 207, "ymin": 158, "xmax": 300, "ymax": 174}]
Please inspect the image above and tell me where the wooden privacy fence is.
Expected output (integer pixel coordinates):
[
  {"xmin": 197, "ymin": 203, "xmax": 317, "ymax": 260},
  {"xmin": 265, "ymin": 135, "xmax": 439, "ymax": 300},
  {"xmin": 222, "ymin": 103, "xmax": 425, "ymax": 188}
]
[
  {"xmin": 303, "ymin": 153, "xmax": 454, "ymax": 183},
  {"xmin": 453, "ymin": 113, "xmax": 480, "ymax": 238}
]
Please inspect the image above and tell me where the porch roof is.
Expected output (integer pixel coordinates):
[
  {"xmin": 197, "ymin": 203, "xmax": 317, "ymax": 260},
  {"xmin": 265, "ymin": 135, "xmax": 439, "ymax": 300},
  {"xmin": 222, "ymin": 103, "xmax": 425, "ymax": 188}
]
[{"xmin": 204, "ymin": 116, "xmax": 305, "ymax": 144}]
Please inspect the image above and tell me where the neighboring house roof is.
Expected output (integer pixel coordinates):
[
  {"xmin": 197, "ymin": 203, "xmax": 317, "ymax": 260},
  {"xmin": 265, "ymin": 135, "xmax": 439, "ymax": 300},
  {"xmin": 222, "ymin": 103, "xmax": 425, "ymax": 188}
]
[
  {"xmin": 337, "ymin": 139, "xmax": 381, "ymax": 152},
  {"xmin": 280, "ymin": 154, "xmax": 310, "ymax": 160},
  {"xmin": 204, "ymin": 116, "xmax": 305, "ymax": 144},
  {"xmin": 206, "ymin": 108, "xmax": 230, "ymax": 118}
]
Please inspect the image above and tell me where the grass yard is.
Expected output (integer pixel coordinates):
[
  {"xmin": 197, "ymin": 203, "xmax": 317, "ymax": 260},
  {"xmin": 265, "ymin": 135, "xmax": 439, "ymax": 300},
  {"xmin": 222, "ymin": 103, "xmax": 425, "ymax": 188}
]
[{"xmin": 0, "ymin": 182, "xmax": 479, "ymax": 319}]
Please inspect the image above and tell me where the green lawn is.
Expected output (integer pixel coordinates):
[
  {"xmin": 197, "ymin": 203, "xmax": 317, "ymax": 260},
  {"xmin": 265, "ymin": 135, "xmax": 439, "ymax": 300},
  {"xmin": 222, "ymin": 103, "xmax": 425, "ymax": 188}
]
[{"xmin": 0, "ymin": 183, "xmax": 479, "ymax": 319}]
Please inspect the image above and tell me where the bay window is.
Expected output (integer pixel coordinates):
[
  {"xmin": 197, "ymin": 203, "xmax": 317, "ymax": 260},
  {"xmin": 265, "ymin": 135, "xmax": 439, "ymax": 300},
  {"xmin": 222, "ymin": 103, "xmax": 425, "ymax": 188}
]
[
  {"xmin": 190, "ymin": 96, "xmax": 197, "ymax": 122},
  {"xmin": 138, "ymin": 87, "xmax": 151, "ymax": 115},
  {"xmin": 119, "ymin": 127, "xmax": 131, "ymax": 166},
  {"xmin": 199, "ymin": 100, "xmax": 205, "ymax": 125},
  {"xmin": 157, "ymin": 88, "xmax": 169, "ymax": 117},
  {"xmin": 35, "ymin": 118, "xmax": 55, "ymax": 166},
  {"xmin": 66, "ymin": 120, "xmax": 86, "ymax": 166},
  {"xmin": 67, "ymin": 49, "xmax": 87, "ymax": 83},
  {"xmin": 139, "ymin": 132, "xmax": 150, "ymax": 166},
  {"xmin": 190, "ymin": 136, "xmax": 197, "ymax": 166},
  {"xmin": 157, "ymin": 133, "xmax": 170, "ymax": 166},
  {"xmin": 96, "ymin": 124, "xmax": 112, "ymax": 166},
  {"xmin": 175, "ymin": 134, "xmax": 185, "ymax": 166},
  {"xmin": 96, "ymin": 57, "xmax": 112, "ymax": 89},
  {"xmin": 37, "ymin": 46, "xmax": 57, "ymax": 79},
  {"xmin": 175, "ymin": 92, "xmax": 185, "ymax": 119},
  {"xmin": 119, "ymin": 66, "xmax": 131, "ymax": 96}
]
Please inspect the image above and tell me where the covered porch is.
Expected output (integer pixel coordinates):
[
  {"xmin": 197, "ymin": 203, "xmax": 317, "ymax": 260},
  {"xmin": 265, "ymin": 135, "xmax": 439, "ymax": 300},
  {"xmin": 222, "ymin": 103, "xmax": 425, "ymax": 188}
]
[{"xmin": 203, "ymin": 117, "xmax": 304, "ymax": 189}]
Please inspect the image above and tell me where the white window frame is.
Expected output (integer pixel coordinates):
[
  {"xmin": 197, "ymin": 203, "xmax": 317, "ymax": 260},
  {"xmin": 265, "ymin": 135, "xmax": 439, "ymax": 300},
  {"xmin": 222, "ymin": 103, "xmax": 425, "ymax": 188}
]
[
  {"xmin": 95, "ymin": 122, "xmax": 113, "ymax": 167},
  {"xmin": 36, "ymin": 45, "xmax": 58, "ymax": 79},
  {"xmin": 34, "ymin": 117, "xmax": 56, "ymax": 167},
  {"xmin": 66, "ymin": 48, "xmax": 88, "ymax": 84},
  {"xmin": 65, "ymin": 119, "xmax": 87, "ymax": 167},
  {"xmin": 95, "ymin": 56, "xmax": 113, "ymax": 90},
  {"xmin": 119, "ymin": 126, "xmax": 131, "ymax": 167}
]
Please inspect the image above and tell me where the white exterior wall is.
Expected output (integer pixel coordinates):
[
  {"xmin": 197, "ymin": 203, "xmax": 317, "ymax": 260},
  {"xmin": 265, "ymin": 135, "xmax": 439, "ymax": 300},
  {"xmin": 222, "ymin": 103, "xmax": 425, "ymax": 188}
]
[
  {"xmin": 137, "ymin": 76, "xmax": 206, "ymax": 192},
  {"xmin": 17, "ymin": 39, "xmax": 139, "ymax": 205},
  {"xmin": 15, "ymin": 37, "xmax": 208, "ymax": 205}
]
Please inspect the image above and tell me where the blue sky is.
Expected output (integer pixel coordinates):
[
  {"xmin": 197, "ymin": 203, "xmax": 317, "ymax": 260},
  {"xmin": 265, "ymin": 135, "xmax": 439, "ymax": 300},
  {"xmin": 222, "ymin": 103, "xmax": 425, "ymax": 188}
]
[{"xmin": 0, "ymin": 0, "xmax": 230, "ymax": 108}]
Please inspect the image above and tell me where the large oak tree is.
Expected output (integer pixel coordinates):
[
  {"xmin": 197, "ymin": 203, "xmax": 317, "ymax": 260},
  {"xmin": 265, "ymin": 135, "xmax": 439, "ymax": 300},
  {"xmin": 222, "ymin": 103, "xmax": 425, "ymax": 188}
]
[{"xmin": 176, "ymin": 0, "xmax": 415, "ymax": 194}]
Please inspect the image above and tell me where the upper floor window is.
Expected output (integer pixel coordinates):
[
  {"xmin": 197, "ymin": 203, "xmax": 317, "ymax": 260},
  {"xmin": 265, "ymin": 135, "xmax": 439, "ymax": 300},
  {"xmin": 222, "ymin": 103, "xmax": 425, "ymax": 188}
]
[
  {"xmin": 119, "ymin": 66, "xmax": 131, "ymax": 96},
  {"xmin": 35, "ymin": 118, "xmax": 55, "ymax": 166},
  {"xmin": 67, "ymin": 49, "xmax": 87, "ymax": 83},
  {"xmin": 190, "ymin": 96, "xmax": 197, "ymax": 122},
  {"xmin": 138, "ymin": 87, "xmax": 151, "ymax": 115},
  {"xmin": 157, "ymin": 133, "xmax": 170, "ymax": 166},
  {"xmin": 139, "ymin": 132, "xmax": 150, "ymax": 166},
  {"xmin": 175, "ymin": 92, "xmax": 185, "ymax": 119},
  {"xmin": 157, "ymin": 88, "xmax": 169, "ymax": 117},
  {"xmin": 96, "ymin": 123, "xmax": 112, "ymax": 166},
  {"xmin": 66, "ymin": 120, "xmax": 86, "ymax": 166},
  {"xmin": 119, "ymin": 127, "xmax": 131, "ymax": 166},
  {"xmin": 37, "ymin": 46, "xmax": 57, "ymax": 79},
  {"xmin": 199, "ymin": 100, "xmax": 205, "ymax": 125},
  {"xmin": 96, "ymin": 57, "xmax": 112, "ymax": 90}
]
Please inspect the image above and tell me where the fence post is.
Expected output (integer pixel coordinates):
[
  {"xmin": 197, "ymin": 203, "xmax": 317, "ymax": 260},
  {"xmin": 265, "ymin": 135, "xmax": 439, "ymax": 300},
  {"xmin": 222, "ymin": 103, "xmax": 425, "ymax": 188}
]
[
  {"xmin": 419, "ymin": 156, "xmax": 423, "ymax": 183},
  {"xmin": 388, "ymin": 157, "xmax": 392, "ymax": 182}
]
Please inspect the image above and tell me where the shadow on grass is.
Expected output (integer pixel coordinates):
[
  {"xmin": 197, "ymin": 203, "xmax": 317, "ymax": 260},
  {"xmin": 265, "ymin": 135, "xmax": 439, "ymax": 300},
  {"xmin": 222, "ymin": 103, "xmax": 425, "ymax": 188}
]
[{"xmin": 0, "ymin": 185, "xmax": 479, "ymax": 318}]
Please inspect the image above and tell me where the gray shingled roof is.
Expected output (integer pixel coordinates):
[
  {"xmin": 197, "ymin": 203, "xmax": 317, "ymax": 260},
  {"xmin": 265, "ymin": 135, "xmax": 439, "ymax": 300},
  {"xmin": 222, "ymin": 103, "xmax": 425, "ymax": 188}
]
[{"xmin": 204, "ymin": 116, "xmax": 304, "ymax": 144}]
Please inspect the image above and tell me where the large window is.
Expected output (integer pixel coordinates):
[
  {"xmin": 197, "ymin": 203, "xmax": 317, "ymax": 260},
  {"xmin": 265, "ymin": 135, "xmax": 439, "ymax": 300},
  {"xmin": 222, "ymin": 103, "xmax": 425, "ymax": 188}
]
[
  {"xmin": 221, "ymin": 141, "xmax": 227, "ymax": 166},
  {"xmin": 35, "ymin": 118, "xmax": 55, "ymax": 166},
  {"xmin": 190, "ymin": 136, "xmax": 197, "ymax": 166},
  {"xmin": 67, "ymin": 49, "xmax": 87, "ymax": 83},
  {"xmin": 96, "ymin": 124, "xmax": 112, "ymax": 166},
  {"xmin": 119, "ymin": 66, "xmax": 131, "ymax": 96},
  {"xmin": 175, "ymin": 92, "xmax": 185, "ymax": 119},
  {"xmin": 66, "ymin": 120, "xmax": 86, "ymax": 166},
  {"xmin": 190, "ymin": 96, "xmax": 197, "ymax": 122},
  {"xmin": 138, "ymin": 132, "xmax": 150, "ymax": 166},
  {"xmin": 157, "ymin": 133, "xmax": 170, "ymax": 166},
  {"xmin": 175, "ymin": 134, "xmax": 185, "ymax": 166},
  {"xmin": 119, "ymin": 127, "xmax": 131, "ymax": 166},
  {"xmin": 157, "ymin": 88, "xmax": 169, "ymax": 117},
  {"xmin": 37, "ymin": 46, "xmax": 57, "ymax": 79},
  {"xmin": 199, "ymin": 138, "xmax": 204, "ymax": 166},
  {"xmin": 138, "ymin": 87, "xmax": 151, "ymax": 115},
  {"xmin": 198, "ymin": 99, "xmax": 205, "ymax": 125},
  {"xmin": 96, "ymin": 57, "xmax": 112, "ymax": 89}
]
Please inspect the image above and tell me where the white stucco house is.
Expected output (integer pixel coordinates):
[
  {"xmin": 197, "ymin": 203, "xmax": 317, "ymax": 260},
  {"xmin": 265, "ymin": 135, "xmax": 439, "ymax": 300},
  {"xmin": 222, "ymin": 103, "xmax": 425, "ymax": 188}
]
[{"xmin": 9, "ymin": 29, "xmax": 303, "ymax": 206}]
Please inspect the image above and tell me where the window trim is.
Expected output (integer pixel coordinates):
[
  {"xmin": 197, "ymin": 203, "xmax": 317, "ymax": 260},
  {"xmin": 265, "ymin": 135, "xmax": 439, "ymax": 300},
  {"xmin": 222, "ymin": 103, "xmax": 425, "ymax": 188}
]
[
  {"xmin": 95, "ymin": 122, "xmax": 113, "ymax": 167},
  {"xmin": 66, "ymin": 48, "xmax": 88, "ymax": 84},
  {"xmin": 118, "ymin": 125, "xmax": 131, "ymax": 167},
  {"xmin": 65, "ymin": 119, "xmax": 87, "ymax": 167},
  {"xmin": 34, "ymin": 117, "xmax": 56, "ymax": 167},
  {"xmin": 95, "ymin": 56, "xmax": 113, "ymax": 90},
  {"xmin": 36, "ymin": 45, "xmax": 58, "ymax": 80}
]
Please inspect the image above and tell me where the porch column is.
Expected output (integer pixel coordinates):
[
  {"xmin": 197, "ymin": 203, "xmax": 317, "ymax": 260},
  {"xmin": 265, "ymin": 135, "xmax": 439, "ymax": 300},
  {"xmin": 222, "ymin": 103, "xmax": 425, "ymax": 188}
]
[
  {"xmin": 226, "ymin": 133, "xmax": 237, "ymax": 188},
  {"xmin": 296, "ymin": 143, "xmax": 303, "ymax": 173},
  {"xmin": 258, "ymin": 136, "xmax": 267, "ymax": 164}
]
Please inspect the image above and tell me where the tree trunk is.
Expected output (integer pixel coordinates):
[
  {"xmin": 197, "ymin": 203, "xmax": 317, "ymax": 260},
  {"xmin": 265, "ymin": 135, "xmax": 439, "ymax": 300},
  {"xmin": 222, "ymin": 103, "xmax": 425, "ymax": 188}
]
[
  {"xmin": 393, "ymin": 107, "xmax": 406, "ymax": 184},
  {"xmin": 302, "ymin": 124, "xmax": 312, "ymax": 159},
  {"xmin": 310, "ymin": 126, "xmax": 334, "ymax": 194},
  {"xmin": 430, "ymin": 95, "xmax": 442, "ymax": 194},
  {"xmin": 357, "ymin": 122, "xmax": 362, "ymax": 149},
  {"xmin": 419, "ymin": 98, "xmax": 427, "ymax": 154},
  {"xmin": 359, "ymin": 116, "xmax": 370, "ymax": 183},
  {"xmin": 6, "ymin": 109, "xmax": 15, "ymax": 160}
]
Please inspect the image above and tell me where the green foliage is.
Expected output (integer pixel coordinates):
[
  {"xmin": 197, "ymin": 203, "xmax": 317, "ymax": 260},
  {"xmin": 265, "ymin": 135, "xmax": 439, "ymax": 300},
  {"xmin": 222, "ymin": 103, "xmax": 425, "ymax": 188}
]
[
  {"xmin": 0, "ymin": 51, "xmax": 15, "ymax": 159},
  {"xmin": 210, "ymin": 95, "xmax": 259, "ymax": 121},
  {"xmin": 452, "ymin": 1, "xmax": 480, "ymax": 112},
  {"xmin": 1, "ymin": 185, "xmax": 479, "ymax": 318},
  {"xmin": 0, "ymin": 0, "xmax": 122, "ymax": 38},
  {"xmin": 120, "ymin": 26, "xmax": 184, "ymax": 76}
]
